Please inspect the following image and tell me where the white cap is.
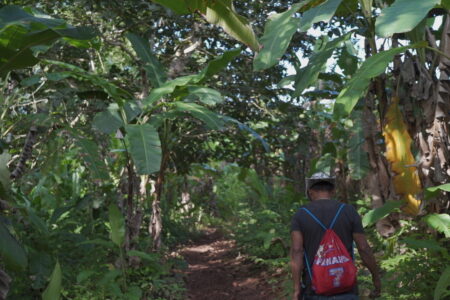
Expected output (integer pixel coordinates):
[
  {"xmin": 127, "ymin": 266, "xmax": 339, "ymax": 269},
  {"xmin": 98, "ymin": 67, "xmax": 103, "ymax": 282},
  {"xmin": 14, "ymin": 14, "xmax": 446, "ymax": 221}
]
[{"xmin": 305, "ymin": 172, "xmax": 335, "ymax": 191}]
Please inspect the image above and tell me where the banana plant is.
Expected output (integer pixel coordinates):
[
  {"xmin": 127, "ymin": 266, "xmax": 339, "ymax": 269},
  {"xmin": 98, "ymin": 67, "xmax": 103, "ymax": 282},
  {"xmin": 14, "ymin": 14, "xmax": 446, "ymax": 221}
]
[
  {"xmin": 0, "ymin": 5, "xmax": 95, "ymax": 77},
  {"xmin": 40, "ymin": 33, "xmax": 256, "ymax": 249},
  {"xmin": 151, "ymin": 0, "xmax": 259, "ymax": 52}
]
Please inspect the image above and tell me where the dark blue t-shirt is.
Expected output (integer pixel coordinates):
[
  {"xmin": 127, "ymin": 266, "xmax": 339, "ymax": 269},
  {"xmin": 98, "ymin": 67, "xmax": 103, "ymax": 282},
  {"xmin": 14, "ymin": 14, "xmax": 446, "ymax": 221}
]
[{"xmin": 291, "ymin": 199, "xmax": 364, "ymax": 295}]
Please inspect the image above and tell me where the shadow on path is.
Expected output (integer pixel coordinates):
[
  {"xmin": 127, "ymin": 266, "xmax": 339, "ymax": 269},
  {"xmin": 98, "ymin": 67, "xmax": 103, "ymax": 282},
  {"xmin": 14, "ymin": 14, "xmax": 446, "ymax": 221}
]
[{"xmin": 179, "ymin": 228, "xmax": 280, "ymax": 300}]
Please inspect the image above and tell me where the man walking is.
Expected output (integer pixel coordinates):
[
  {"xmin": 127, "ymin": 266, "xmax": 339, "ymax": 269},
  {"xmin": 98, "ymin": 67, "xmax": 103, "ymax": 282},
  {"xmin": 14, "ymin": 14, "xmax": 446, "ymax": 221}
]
[{"xmin": 290, "ymin": 172, "xmax": 381, "ymax": 300}]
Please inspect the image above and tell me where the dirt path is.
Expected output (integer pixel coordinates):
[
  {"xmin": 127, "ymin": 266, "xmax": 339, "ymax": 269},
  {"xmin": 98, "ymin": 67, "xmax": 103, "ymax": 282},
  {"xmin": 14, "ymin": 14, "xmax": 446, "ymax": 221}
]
[{"xmin": 179, "ymin": 228, "xmax": 281, "ymax": 300}]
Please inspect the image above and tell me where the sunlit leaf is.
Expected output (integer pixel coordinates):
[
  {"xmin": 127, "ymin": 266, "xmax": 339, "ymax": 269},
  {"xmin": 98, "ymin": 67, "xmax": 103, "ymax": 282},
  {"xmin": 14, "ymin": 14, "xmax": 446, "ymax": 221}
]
[
  {"xmin": 426, "ymin": 183, "xmax": 450, "ymax": 193},
  {"xmin": 362, "ymin": 201, "xmax": 402, "ymax": 228},
  {"xmin": 375, "ymin": 0, "xmax": 440, "ymax": 37},
  {"xmin": 204, "ymin": 1, "xmax": 259, "ymax": 51},
  {"xmin": 144, "ymin": 75, "xmax": 198, "ymax": 108},
  {"xmin": 125, "ymin": 124, "xmax": 161, "ymax": 174},
  {"xmin": 424, "ymin": 214, "xmax": 450, "ymax": 238},
  {"xmin": 253, "ymin": 1, "xmax": 307, "ymax": 71},
  {"xmin": 425, "ymin": 183, "xmax": 450, "ymax": 200},
  {"xmin": 383, "ymin": 96, "xmax": 421, "ymax": 215}
]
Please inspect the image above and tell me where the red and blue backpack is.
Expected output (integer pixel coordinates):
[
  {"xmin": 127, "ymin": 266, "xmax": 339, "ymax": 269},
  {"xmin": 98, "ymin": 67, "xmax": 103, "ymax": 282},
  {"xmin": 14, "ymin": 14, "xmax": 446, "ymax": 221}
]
[{"xmin": 301, "ymin": 203, "xmax": 357, "ymax": 295}]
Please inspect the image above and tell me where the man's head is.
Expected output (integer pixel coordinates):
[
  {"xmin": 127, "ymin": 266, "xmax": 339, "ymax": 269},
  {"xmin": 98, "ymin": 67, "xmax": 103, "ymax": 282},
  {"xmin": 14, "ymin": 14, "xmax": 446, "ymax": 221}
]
[{"xmin": 305, "ymin": 172, "xmax": 335, "ymax": 201}]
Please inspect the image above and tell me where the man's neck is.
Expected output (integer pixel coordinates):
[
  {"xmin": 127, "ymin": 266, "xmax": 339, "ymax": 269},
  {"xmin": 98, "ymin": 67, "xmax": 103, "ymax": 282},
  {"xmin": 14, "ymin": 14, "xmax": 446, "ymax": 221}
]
[
  {"xmin": 313, "ymin": 197, "xmax": 332, "ymax": 201},
  {"xmin": 310, "ymin": 192, "xmax": 333, "ymax": 201}
]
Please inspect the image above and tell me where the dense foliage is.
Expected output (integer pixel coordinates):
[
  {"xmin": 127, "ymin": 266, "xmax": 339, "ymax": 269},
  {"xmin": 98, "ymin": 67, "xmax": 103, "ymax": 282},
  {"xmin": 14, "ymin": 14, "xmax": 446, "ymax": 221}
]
[{"xmin": 0, "ymin": 0, "xmax": 449, "ymax": 299}]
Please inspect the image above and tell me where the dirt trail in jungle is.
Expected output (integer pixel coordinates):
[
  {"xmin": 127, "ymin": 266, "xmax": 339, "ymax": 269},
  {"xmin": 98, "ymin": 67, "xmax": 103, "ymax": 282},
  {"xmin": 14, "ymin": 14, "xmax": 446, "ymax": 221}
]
[{"xmin": 179, "ymin": 228, "xmax": 283, "ymax": 300}]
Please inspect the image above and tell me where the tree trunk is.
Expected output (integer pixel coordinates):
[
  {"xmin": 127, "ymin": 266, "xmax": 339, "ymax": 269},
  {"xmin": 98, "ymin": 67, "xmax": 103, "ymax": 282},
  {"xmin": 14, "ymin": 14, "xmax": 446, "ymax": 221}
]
[
  {"xmin": 149, "ymin": 152, "xmax": 169, "ymax": 251},
  {"xmin": 10, "ymin": 125, "xmax": 38, "ymax": 180},
  {"xmin": 0, "ymin": 268, "xmax": 11, "ymax": 300},
  {"xmin": 362, "ymin": 95, "xmax": 396, "ymax": 237}
]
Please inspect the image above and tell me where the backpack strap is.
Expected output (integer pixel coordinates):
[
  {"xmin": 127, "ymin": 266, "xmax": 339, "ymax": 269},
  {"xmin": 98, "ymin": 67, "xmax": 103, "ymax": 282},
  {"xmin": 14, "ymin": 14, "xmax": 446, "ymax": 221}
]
[
  {"xmin": 303, "ymin": 252, "xmax": 313, "ymax": 281},
  {"xmin": 300, "ymin": 208, "xmax": 327, "ymax": 230},
  {"xmin": 300, "ymin": 203, "xmax": 346, "ymax": 230},
  {"xmin": 329, "ymin": 203, "xmax": 346, "ymax": 230}
]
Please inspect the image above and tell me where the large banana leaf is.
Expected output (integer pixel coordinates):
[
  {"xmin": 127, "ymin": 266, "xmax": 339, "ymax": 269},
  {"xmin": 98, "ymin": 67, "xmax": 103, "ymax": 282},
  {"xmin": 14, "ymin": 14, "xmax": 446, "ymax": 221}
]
[
  {"xmin": 337, "ymin": 41, "xmax": 358, "ymax": 76},
  {"xmin": 254, "ymin": 0, "xmax": 342, "ymax": 71},
  {"xmin": 333, "ymin": 44, "xmax": 425, "ymax": 119},
  {"xmin": 143, "ymin": 48, "xmax": 241, "ymax": 107},
  {"xmin": 375, "ymin": 0, "xmax": 440, "ymax": 37},
  {"xmin": 42, "ymin": 261, "xmax": 62, "ymax": 300},
  {"xmin": 362, "ymin": 201, "xmax": 402, "ymax": 228},
  {"xmin": 126, "ymin": 33, "xmax": 167, "ymax": 88},
  {"xmin": 298, "ymin": 0, "xmax": 342, "ymax": 32},
  {"xmin": 125, "ymin": 124, "xmax": 162, "ymax": 174},
  {"xmin": 253, "ymin": 2, "xmax": 307, "ymax": 71},
  {"xmin": 425, "ymin": 183, "xmax": 450, "ymax": 199},
  {"xmin": 92, "ymin": 103, "xmax": 124, "ymax": 134},
  {"xmin": 294, "ymin": 33, "xmax": 351, "ymax": 96},
  {"xmin": 0, "ymin": 222, "xmax": 27, "ymax": 272},
  {"xmin": 173, "ymin": 102, "xmax": 224, "ymax": 130},
  {"xmin": 0, "ymin": 6, "xmax": 95, "ymax": 77},
  {"xmin": 383, "ymin": 96, "xmax": 421, "ymax": 215},
  {"xmin": 185, "ymin": 87, "xmax": 224, "ymax": 106},
  {"xmin": 44, "ymin": 60, "xmax": 132, "ymax": 103},
  {"xmin": 197, "ymin": 47, "xmax": 242, "ymax": 82},
  {"xmin": 425, "ymin": 214, "xmax": 450, "ymax": 238},
  {"xmin": 205, "ymin": 1, "xmax": 260, "ymax": 52},
  {"xmin": 152, "ymin": 0, "xmax": 259, "ymax": 51},
  {"xmin": 108, "ymin": 204, "xmax": 125, "ymax": 247},
  {"xmin": 144, "ymin": 75, "xmax": 198, "ymax": 108}
]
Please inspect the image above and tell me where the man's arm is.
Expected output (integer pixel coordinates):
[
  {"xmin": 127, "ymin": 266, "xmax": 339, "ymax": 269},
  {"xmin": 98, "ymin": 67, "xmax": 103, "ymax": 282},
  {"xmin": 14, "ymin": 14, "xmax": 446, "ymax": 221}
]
[
  {"xmin": 353, "ymin": 232, "xmax": 381, "ymax": 297},
  {"xmin": 290, "ymin": 230, "xmax": 304, "ymax": 300}
]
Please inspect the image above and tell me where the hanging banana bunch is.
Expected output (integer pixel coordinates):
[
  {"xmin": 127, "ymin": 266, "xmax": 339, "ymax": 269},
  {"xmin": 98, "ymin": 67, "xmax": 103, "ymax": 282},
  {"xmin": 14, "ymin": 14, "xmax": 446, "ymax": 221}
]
[{"xmin": 383, "ymin": 96, "xmax": 422, "ymax": 215}]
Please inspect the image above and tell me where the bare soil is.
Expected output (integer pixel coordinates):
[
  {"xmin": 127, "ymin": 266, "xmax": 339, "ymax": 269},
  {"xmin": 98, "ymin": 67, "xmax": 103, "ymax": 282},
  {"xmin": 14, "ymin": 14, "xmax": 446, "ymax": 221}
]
[{"xmin": 179, "ymin": 228, "xmax": 283, "ymax": 300}]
